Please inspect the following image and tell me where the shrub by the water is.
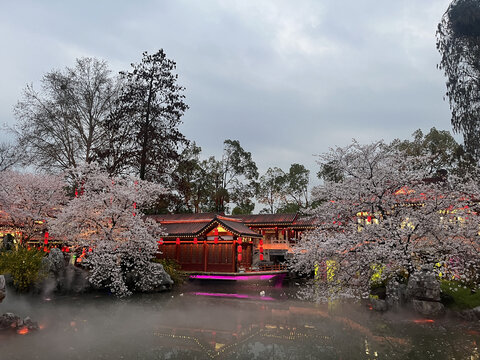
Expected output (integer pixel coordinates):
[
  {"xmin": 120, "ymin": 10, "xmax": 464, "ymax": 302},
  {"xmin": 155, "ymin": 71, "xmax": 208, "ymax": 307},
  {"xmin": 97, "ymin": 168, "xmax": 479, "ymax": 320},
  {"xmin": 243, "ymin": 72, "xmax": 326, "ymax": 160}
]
[
  {"xmin": 153, "ymin": 258, "xmax": 185, "ymax": 285},
  {"xmin": 440, "ymin": 280, "xmax": 480, "ymax": 310},
  {"xmin": 0, "ymin": 247, "xmax": 46, "ymax": 291}
]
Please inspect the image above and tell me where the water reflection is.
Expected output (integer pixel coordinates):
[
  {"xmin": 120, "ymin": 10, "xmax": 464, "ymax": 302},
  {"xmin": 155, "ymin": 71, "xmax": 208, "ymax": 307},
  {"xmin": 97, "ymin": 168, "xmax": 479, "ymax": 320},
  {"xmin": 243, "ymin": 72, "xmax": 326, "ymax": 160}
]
[{"xmin": 0, "ymin": 280, "xmax": 479, "ymax": 359}]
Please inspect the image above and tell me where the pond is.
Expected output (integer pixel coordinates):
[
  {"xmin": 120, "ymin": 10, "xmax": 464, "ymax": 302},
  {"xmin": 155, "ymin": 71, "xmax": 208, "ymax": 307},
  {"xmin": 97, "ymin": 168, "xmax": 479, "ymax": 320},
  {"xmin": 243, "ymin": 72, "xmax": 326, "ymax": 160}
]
[{"xmin": 0, "ymin": 279, "xmax": 479, "ymax": 359}]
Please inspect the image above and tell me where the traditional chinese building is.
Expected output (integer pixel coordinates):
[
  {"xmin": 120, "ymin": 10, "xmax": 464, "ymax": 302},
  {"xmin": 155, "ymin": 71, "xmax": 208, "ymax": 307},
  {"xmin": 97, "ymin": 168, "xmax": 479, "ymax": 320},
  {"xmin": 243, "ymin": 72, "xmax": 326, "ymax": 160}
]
[{"xmin": 149, "ymin": 213, "xmax": 316, "ymax": 273}]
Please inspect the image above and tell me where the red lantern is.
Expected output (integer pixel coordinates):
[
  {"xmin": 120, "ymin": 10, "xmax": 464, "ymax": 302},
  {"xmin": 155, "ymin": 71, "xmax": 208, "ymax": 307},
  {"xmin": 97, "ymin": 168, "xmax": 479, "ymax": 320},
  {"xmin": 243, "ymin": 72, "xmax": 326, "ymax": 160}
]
[
  {"xmin": 237, "ymin": 237, "xmax": 242, "ymax": 245},
  {"xmin": 259, "ymin": 254, "xmax": 264, "ymax": 261},
  {"xmin": 238, "ymin": 253, "xmax": 242, "ymax": 262},
  {"xmin": 259, "ymin": 239, "xmax": 263, "ymax": 246},
  {"xmin": 65, "ymin": 247, "xmax": 70, "ymax": 253},
  {"xmin": 194, "ymin": 237, "xmax": 198, "ymax": 244},
  {"xmin": 367, "ymin": 216, "xmax": 372, "ymax": 223},
  {"xmin": 259, "ymin": 246, "xmax": 263, "ymax": 253},
  {"xmin": 158, "ymin": 238, "xmax": 164, "ymax": 245},
  {"xmin": 214, "ymin": 228, "xmax": 218, "ymax": 236},
  {"xmin": 237, "ymin": 245, "xmax": 242, "ymax": 253},
  {"xmin": 75, "ymin": 188, "xmax": 78, "ymax": 198},
  {"xmin": 44, "ymin": 231, "xmax": 49, "ymax": 245},
  {"xmin": 43, "ymin": 247, "xmax": 48, "ymax": 252},
  {"xmin": 176, "ymin": 238, "xmax": 180, "ymax": 245},
  {"xmin": 88, "ymin": 247, "xmax": 93, "ymax": 252},
  {"xmin": 214, "ymin": 237, "xmax": 218, "ymax": 244}
]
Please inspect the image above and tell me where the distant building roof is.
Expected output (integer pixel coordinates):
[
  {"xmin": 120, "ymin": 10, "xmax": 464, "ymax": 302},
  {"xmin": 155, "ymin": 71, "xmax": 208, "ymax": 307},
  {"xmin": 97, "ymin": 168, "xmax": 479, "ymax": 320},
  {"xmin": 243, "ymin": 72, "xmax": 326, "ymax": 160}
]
[{"xmin": 147, "ymin": 213, "xmax": 317, "ymax": 238}]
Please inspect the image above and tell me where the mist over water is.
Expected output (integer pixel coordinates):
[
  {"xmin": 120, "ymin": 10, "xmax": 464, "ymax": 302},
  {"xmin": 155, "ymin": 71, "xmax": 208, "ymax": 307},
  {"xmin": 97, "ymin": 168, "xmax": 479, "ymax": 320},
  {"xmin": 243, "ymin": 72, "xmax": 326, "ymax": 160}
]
[{"xmin": 1, "ymin": 280, "xmax": 479, "ymax": 359}]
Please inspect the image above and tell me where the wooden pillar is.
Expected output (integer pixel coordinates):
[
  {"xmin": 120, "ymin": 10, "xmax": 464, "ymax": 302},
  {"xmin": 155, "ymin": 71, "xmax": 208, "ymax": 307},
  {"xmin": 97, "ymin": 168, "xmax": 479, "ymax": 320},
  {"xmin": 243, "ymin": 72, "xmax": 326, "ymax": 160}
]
[
  {"xmin": 203, "ymin": 240, "xmax": 208, "ymax": 272},
  {"xmin": 232, "ymin": 239, "xmax": 236, "ymax": 272}
]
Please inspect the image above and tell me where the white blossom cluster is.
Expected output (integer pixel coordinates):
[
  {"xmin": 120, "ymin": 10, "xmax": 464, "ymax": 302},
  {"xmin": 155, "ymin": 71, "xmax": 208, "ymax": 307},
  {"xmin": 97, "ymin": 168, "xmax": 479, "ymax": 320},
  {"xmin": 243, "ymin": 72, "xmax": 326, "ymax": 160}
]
[
  {"xmin": 0, "ymin": 171, "xmax": 66, "ymax": 241},
  {"xmin": 291, "ymin": 140, "xmax": 480, "ymax": 301},
  {"xmin": 49, "ymin": 165, "xmax": 170, "ymax": 297}
]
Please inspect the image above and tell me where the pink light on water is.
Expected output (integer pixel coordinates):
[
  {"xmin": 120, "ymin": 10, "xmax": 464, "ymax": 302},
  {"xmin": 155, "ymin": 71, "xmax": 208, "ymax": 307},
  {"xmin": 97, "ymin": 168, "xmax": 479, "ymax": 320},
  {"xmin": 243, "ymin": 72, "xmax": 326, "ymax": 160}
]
[
  {"xmin": 189, "ymin": 274, "xmax": 277, "ymax": 281},
  {"xmin": 192, "ymin": 292, "xmax": 275, "ymax": 301}
]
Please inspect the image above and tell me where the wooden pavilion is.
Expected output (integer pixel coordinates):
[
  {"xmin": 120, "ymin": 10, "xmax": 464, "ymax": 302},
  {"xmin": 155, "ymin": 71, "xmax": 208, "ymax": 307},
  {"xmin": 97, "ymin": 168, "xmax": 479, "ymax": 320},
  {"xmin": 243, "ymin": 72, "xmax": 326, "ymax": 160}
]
[{"xmin": 149, "ymin": 213, "xmax": 316, "ymax": 273}]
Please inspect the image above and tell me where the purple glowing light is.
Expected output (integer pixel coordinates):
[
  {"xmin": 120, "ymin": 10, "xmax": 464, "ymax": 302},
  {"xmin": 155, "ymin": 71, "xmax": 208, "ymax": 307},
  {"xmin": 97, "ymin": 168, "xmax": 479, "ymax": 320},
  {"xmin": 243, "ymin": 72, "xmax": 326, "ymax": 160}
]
[
  {"xmin": 189, "ymin": 274, "xmax": 277, "ymax": 281},
  {"xmin": 192, "ymin": 292, "xmax": 275, "ymax": 301}
]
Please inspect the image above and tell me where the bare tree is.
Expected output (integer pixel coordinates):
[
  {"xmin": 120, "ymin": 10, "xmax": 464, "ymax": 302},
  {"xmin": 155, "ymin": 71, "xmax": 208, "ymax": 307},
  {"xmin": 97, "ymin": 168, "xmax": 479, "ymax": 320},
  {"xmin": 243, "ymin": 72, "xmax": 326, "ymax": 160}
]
[
  {"xmin": 14, "ymin": 58, "xmax": 120, "ymax": 172},
  {"xmin": 0, "ymin": 142, "xmax": 22, "ymax": 171}
]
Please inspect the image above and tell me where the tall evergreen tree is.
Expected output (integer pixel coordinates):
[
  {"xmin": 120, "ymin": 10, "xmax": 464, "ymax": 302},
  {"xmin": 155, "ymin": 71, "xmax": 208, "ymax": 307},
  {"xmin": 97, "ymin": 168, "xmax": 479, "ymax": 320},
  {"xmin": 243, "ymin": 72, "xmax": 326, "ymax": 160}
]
[
  {"xmin": 117, "ymin": 50, "xmax": 189, "ymax": 181},
  {"xmin": 437, "ymin": 0, "xmax": 480, "ymax": 160}
]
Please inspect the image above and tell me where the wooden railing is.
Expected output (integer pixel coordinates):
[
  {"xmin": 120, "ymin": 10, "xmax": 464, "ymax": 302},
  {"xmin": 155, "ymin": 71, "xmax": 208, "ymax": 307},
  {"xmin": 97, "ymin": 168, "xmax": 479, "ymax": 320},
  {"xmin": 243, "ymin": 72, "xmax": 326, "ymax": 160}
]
[{"xmin": 258, "ymin": 263, "xmax": 288, "ymax": 271}]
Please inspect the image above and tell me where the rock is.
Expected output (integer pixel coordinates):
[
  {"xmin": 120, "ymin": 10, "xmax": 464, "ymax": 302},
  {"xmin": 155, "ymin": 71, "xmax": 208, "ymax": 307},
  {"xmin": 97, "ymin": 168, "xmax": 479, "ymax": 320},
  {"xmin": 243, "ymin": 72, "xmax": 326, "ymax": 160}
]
[
  {"xmin": 22, "ymin": 317, "xmax": 39, "ymax": 330},
  {"xmin": 386, "ymin": 281, "xmax": 408, "ymax": 311},
  {"xmin": 43, "ymin": 248, "xmax": 66, "ymax": 275},
  {"xmin": 458, "ymin": 306, "xmax": 480, "ymax": 321},
  {"xmin": 0, "ymin": 275, "xmax": 5, "ymax": 303},
  {"xmin": 412, "ymin": 299, "xmax": 445, "ymax": 317},
  {"xmin": 371, "ymin": 298, "xmax": 388, "ymax": 312},
  {"xmin": 0, "ymin": 313, "xmax": 21, "ymax": 330},
  {"xmin": 406, "ymin": 271, "xmax": 441, "ymax": 302},
  {"xmin": 473, "ymin": 306, "xmax": 480, "ymax": 320}
]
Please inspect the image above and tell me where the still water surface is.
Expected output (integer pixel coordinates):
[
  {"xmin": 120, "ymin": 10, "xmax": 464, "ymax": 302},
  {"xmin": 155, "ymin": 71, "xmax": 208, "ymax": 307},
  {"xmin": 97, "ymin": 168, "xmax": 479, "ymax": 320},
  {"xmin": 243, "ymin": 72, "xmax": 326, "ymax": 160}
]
[{"xmin": 0, "ymin": 279, "xmax": 479, "ymax": 359}]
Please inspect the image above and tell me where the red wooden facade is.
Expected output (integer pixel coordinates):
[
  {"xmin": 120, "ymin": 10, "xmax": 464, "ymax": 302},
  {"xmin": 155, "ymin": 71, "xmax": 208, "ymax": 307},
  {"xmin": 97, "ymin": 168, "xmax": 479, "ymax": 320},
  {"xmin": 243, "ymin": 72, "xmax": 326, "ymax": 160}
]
[{"xmin": 149, "ymin": 213, "xmax": 315, "ymax": 273}]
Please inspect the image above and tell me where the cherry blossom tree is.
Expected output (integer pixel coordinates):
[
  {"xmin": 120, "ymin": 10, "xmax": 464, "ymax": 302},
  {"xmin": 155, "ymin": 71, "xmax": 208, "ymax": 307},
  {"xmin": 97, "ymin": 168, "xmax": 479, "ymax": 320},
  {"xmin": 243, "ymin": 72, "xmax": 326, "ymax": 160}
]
[
  {"xmin": 50, "ymin": 165, "xmax": 171, "ymax": 297},
  {"xmin": 291, "ymin": 140, "xmax": 480, "ymax": 301},
  {"xmin": 0, "ymin": 171, "xmax": 67, "ymax": 242}
]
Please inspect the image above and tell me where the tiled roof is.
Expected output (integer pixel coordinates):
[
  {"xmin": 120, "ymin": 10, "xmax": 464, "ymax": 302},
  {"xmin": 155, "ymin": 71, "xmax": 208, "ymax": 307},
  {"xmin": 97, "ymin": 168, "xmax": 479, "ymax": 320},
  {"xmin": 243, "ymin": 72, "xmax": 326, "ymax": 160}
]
[
  {"xmin": 217, "ymin": 218, "xmax": 261, "ymax": 238},
  {"xmin": 236, "ymin": 213, "xmax": 298, "ymax": 225},
  {"xmin": 147, "ymin": 214, "xmax": 262, "ymax": 238},
  {"xmin": 291, "ymin": 216, "xmax": 317, "ymax": 228}
]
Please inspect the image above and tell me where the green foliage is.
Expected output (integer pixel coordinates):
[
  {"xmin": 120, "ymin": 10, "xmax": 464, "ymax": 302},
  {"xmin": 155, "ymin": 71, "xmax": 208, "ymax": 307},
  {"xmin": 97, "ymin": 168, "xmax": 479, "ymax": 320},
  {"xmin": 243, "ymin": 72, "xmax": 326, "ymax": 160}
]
[
  {"xmin": 153, "ymin": 258, "xmax": 186, "ymax": 285},
  {"xmin": 0, "ymin": 247, "xmax": 46, "ymax": 292},
  {"xmin": 437, "ymin": 0, "xmax": 480, "ymax": 160},
  {"xmin": 390, "ymin": 128, "xmax": 468, "ymax": 175},
  {"xmin": 317, "ymin": 160, "xmax": 344, "ymax": 183},
  {"xmin": 257, "ymin": 163, "xmax": 310, "ymax": 213},
  {"xmin": 440, "ymin": 280, "xmax": 480, "ymax": 310}
]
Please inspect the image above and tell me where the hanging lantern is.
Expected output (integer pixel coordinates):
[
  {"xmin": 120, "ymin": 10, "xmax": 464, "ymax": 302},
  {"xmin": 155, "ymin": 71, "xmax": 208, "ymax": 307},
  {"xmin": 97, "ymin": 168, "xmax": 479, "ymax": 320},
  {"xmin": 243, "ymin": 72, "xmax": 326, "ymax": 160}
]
[
  {"xmin": 193, "ymin": 237, "xmax": 198, "ymax": 245},
  {"xmin": 88, "ymin": 247, "xmax": 93, "ymax": 252},
  {"xmin": 259, "ymin": 246, "xmax": 263, "ymax": 253},
  {"xmin": 75, "ymin": 188, "xmax": 78, "ymax": 198},
  {"xmin": 44, "ymin": 231, "xmax": 49, "ymax": 245},
  {"xmin": 259, "ymin": 239, "xmax": 263, "ymax": 246},
  {"xmin": 65, "ymin": 247, "xmax": 69, "ymax": 253},
  {"xmin": 176, "ymin": 238, "xmax": 180, "ymax": 245},
  {"xmin": 238, "ymin": 253, "xmax": 242, "ymax": 262},
  {"xmin": 214, "ymin": 237, "xmax": 218, "ymax": 244},
  {"xmin": 214, "ymin": 228, "xmax": 218, "ymax": 236},
  {"xmin": 237, "ymin": 245, "xmax": 242, "ymax": 253},
  {"xmin": 43, "ymin": 247, "xmax": 48, "ymax": 252},
  {"xmin": 260, "ymin": 254, "xmax": 264, "ymax": 261},
  {"xmin": 237, "ymin": 237, "xmax": 242, "ymax": 245}
]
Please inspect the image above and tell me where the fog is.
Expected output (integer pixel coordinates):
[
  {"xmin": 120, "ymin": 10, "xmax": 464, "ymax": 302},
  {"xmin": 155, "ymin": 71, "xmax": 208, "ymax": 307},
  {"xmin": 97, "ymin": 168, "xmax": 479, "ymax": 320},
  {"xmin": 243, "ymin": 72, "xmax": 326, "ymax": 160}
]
[{"xmin": 1, "ymin": 280, "xmax": 479, "ymax": 359}]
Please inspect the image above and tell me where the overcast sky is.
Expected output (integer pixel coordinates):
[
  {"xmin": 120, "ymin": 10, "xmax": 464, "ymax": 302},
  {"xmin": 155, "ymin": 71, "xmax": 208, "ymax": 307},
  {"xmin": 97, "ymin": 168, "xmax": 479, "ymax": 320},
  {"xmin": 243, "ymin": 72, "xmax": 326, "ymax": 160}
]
[{"xmin": 1, "ymin": 0, "xmax": 456, "ymax": 181}]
